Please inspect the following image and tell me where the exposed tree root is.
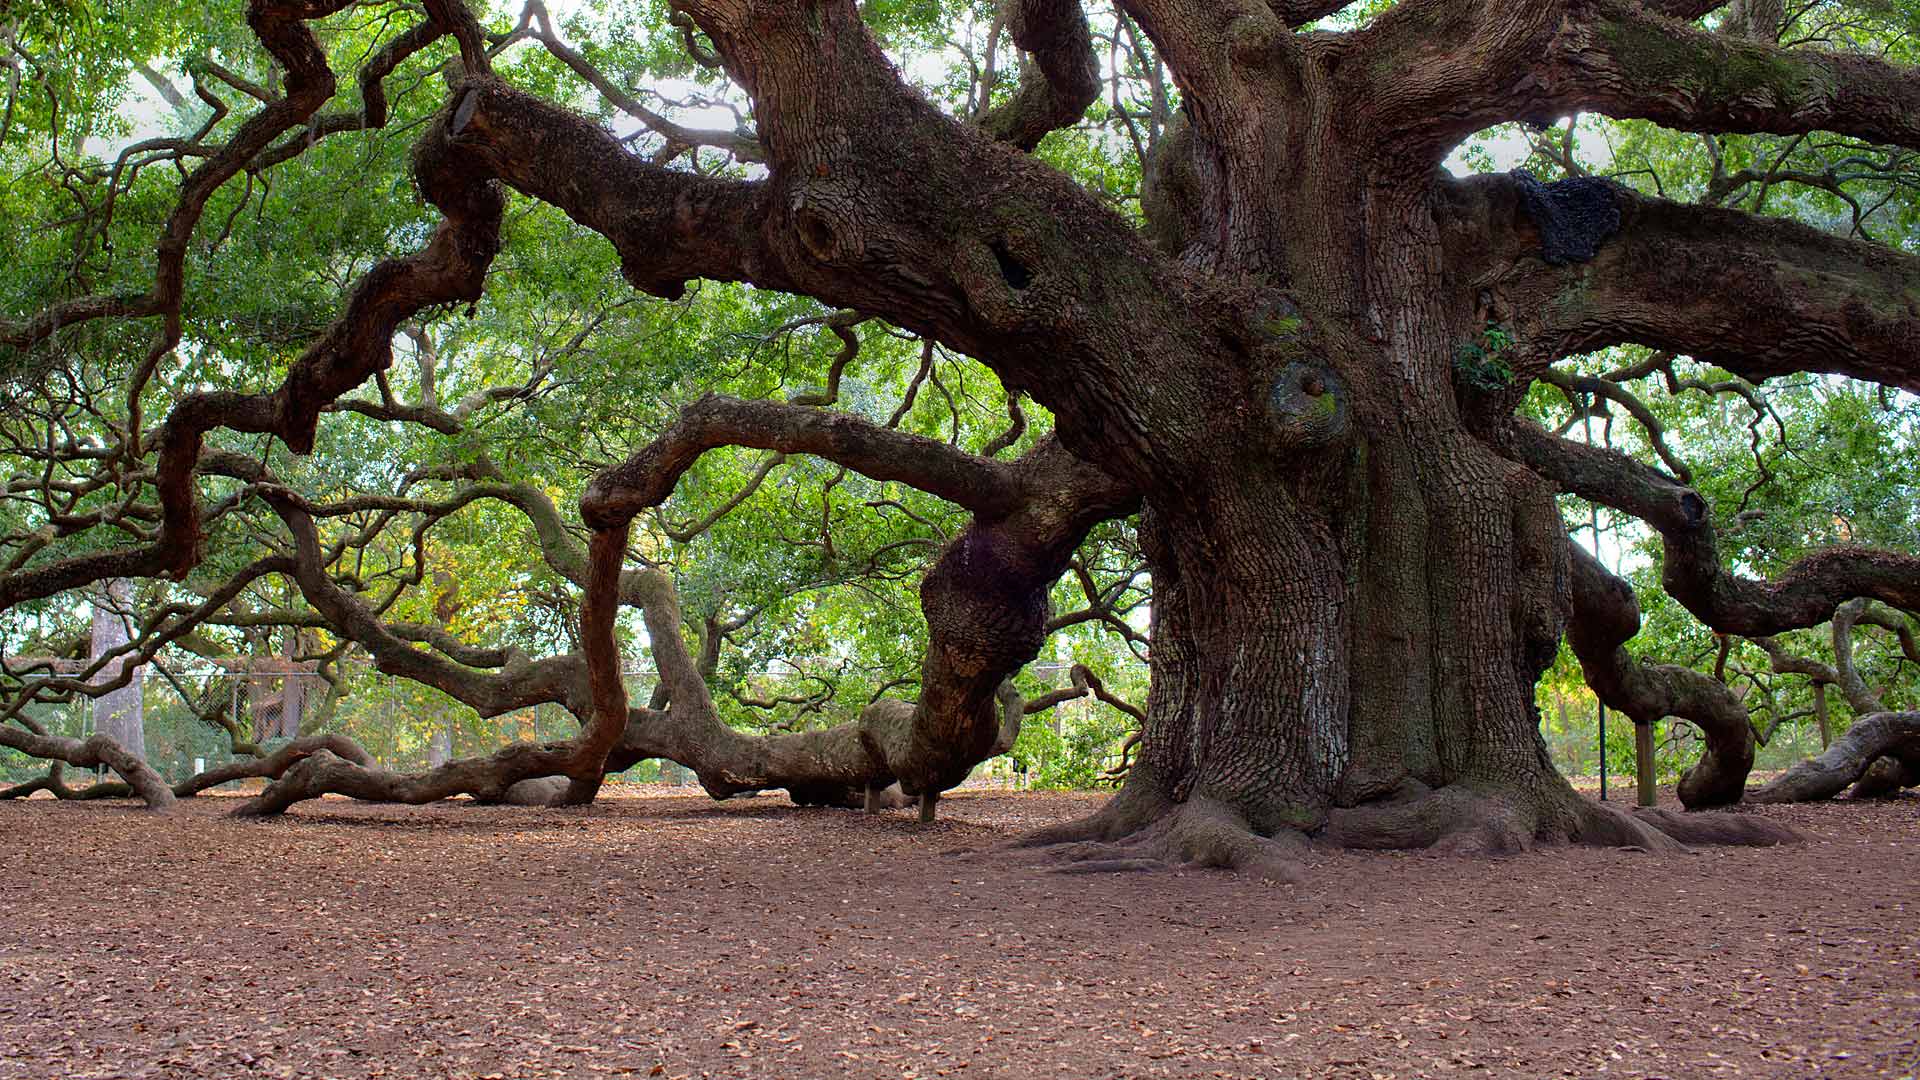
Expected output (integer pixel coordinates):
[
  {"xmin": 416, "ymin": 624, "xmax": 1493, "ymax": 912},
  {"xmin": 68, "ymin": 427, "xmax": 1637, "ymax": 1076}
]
[
  {"xmin": 1624, "ymin": 806, "xmax": 1799, "ymax": 847},
  {"xmin": 1015, "ymin": 791, "xmax": 1310, "ymax": 883},
  {"xmin": 1017, "ymin": 777, "xmax": 1798, "ymax": 880},
  {"xmin": 1326, "ymin": 784, "xmax": 1798, "ymax": 854},
  {"xmin": 1326, "ymin": 783, "xmax": 1593, "ymax": 856},
  {"xmin": 1750, "ymin": 711, "xmax": 1920, "ymax": 803}
]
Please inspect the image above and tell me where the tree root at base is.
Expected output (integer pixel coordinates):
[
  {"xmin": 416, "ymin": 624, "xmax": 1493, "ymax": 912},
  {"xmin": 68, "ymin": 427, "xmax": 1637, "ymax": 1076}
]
[
  {"xmin": 1013, "ymin": 791, "xmax": 1312, "ymax": 883},
  {"xmin": 1015, "ymin": 780, "xmax": 1799, "ymax": 879},
  {"xmin": 1325, "ymin": 783, "xmax": 1798, "ymax": 855}
]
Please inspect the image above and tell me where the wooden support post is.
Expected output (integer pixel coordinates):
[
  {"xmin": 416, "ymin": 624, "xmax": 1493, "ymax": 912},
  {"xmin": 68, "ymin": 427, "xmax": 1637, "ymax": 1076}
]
[
  {"xmin": 918, "ymin": 791, "xmax": 938, "ymax": 824},
  {"xmin": 1813, "ymin": 682, "xmax": 1831, "ymax": 750},
  {"xmin": 1597, "ymin": 702, "xmax": 1608, "ymax": 801},
  {"xmin": 863, "ymin": 783, "xmax": 881, "ymax": 814},
  {"xmin": 1636, "ymin": 721, "xmax": 1657, "ymax": 808}
]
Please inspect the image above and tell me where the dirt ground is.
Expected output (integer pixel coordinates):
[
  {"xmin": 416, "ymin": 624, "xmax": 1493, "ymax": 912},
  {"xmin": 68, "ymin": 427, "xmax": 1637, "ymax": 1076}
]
[{"xmin": 0, "ymin": 787, "xmax": 1915, "ymax": 1080}]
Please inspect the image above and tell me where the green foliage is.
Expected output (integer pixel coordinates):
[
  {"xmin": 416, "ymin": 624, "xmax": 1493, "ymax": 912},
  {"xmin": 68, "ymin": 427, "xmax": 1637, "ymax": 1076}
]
[
  {"xmin": 1453, "ymin": 323, "xmax": 1516, "ymax": 392},
  {"xmin": 1009, "ymin": 707, "xmax": 1133, "ymax": 790}
]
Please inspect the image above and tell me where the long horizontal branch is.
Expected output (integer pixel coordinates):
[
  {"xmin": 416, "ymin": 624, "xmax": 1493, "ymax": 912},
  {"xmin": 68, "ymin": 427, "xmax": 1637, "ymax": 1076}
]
[
  {"xmin": 1557, "ymin": 1, "xmax": 1920, "ymax": 152},
  {"xmin": 1356, "ymin": 0, "xmax": 1920, "ymax": 170},
  {"xmin": 2, "ymin": 735, "xmax": 377, "ymax": 803},
  {"xmin": 445, "ymin": 76, "xmax": 778, "ymax": 301},
  {"xmin": 582, "ymin": 393, "xmax": 1029, "ymax": 530},
  {"xmin": 1448, "ymin": 175, "xmax": 1920, "ymax": 394},
  {"xmin": 1512, "ymin": 423, "xmax": 1920, "ymax": 636},
  {"xmin": 0, "ymin": 724, "xmax": 174, "ymax": 810},
  {"xmin": 235, "ymin": 743, "xmax": 585, "ymax": 815},
  {"xmin": 1748, "ymin": 711, "xmax": 1920, "ymax": 803},
  {"xmin": 602, "ymin": 0, "xmax": 1225, "ymax": 486}
]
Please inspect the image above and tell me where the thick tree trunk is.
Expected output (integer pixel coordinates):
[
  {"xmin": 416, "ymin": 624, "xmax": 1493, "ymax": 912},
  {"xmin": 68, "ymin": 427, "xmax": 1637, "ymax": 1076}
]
[
  {"xmin": 1030, "ymin": 432, "xmax": 1794, "ymax": 870},
  {"xmin": 116, "ymin": 0, "xmax": 1884, "ymax": 854},
  {"xmin": 1021, "ymin": 164, "xmax": 1797, "ymax": 870},
  {"xmin": 1028, "ymin": 424, "xmax": 1674, "ymax": 871}
]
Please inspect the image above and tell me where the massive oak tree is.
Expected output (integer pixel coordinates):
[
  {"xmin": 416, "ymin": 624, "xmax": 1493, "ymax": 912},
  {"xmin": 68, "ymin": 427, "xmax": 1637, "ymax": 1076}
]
[{"xmin": 3, "ymin": 0, "xmax": 1917, "ymax": 872}]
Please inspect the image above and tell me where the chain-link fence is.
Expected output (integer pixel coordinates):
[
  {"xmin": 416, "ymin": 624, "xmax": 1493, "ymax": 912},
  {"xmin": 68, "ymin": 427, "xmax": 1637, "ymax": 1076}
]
[{"xmin": 0, "ymin": 668, "xmax": 662, "ymax": 788}]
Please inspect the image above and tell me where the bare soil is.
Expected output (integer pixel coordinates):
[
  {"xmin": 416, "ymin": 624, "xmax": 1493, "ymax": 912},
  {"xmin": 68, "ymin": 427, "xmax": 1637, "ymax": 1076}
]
[{"xmin": 1, "ymin": 787, "xmax": 1915, "ymax": 1079}]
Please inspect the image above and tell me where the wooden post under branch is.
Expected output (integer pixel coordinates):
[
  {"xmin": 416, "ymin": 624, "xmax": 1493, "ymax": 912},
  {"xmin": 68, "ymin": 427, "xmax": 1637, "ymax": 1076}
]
[
  {"xmin": 1813, "ymin": 682, "xmax": 1831, "ymax": 751},
  {"xmin": 1635, "ymin": 720, "xmax": 1657, "ymax": 808},
  {"xmin": 1597, "ymin": 702, "xmax": 1608, "ymax": 801}
]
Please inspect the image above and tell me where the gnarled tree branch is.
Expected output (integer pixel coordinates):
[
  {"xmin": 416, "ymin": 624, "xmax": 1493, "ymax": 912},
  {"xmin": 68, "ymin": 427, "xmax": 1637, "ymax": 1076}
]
[{"xmin": 1511, "ymin": 422, "xmax": 1920, "ymax": 637}]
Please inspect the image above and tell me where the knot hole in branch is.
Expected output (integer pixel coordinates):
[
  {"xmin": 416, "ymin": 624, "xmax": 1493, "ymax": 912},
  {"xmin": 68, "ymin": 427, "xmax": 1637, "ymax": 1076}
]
[
  {"xmin": 789, "ymin": 182, "xmax": 866, "ymax": 265},
  {"xmin": 991, "ymin": 240, "xmax": 1033, "ymax": 291},
  {"xmin": 795, "ymin": 206, "xmax": 842, "ymax": 262},
  {"xmin": 1266, "ymin": 361, "xmax": 1349, "ymax": 452}
]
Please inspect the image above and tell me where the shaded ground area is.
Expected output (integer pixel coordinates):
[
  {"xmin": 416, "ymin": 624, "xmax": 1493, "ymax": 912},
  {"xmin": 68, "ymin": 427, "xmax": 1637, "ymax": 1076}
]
[{"xmin": 1, "ymin": 788, "xmax": 1915, "ymax": 1079}]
